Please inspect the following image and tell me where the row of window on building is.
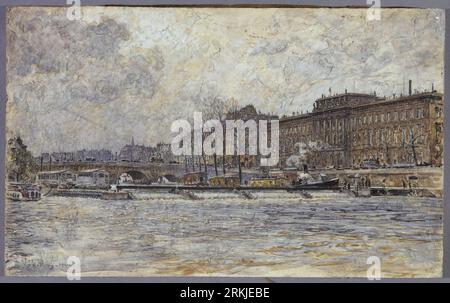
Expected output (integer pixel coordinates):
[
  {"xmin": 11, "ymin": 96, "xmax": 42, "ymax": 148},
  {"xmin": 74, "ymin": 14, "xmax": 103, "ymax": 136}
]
[
  {"xmin": 281, "ymin": 107, "xmax": 426, "ymax": 137},
  {"xmin": 280, "ymin": 123, "xmax": 426, "ymax": 154},
  {"xmin": 352, "ymin": 124, "xmax": 426, "ymax": 147},
  {"xmin": 280, "ymin": 122, "xmax": 313, "ymax": 136},
  {"xmin": 351, "ymin": 108, "xmax": 425, "ymax": 127}
]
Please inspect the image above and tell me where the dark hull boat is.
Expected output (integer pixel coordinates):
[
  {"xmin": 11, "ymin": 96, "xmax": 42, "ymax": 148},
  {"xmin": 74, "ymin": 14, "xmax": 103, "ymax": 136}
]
[{"xmin": 289, "ymin": 178, "xmax": 340, "ymax": 190}]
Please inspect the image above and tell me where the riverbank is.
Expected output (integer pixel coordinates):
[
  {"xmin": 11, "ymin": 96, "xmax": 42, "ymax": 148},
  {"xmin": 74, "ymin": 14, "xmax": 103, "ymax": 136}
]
[{"xmin": 320, "ymin": 166, "xmax": 443, "ymax": 197}]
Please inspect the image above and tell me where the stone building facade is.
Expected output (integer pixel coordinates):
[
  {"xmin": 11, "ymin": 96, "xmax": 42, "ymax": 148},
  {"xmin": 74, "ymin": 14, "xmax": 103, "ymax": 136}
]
[{"xmin": 280, "ymin": 90, "xmax": 443, "ymax": 169}]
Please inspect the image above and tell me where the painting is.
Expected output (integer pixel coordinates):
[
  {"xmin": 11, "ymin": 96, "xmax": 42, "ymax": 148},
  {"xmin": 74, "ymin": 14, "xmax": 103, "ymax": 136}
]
[{"xmin": 4, "ymin": 6, "xmax": 444, "ymax": 278}]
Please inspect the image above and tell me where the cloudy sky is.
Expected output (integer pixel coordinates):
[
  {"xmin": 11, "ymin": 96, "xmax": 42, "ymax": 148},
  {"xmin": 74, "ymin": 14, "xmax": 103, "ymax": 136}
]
[{"xmin": 6, "ymin": 7, "xmax": 444, "ymax": 154}]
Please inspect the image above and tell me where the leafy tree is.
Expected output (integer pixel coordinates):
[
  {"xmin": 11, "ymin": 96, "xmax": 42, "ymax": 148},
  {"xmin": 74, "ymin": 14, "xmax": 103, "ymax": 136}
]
[{"xmin": 7, "ymin": 137, "xmax": 37, "ymax": 182}]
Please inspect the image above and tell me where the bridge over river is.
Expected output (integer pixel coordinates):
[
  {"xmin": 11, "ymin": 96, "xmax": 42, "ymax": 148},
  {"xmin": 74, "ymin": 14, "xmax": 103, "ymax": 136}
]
[{"xmin": 39, "ymin": 161, "xmax": 186, "ymax": 183}]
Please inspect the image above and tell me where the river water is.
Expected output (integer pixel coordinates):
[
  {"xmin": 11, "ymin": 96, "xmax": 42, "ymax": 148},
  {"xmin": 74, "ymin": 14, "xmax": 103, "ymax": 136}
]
[{"xmin": 5, "ymin": 191, "xmax": 443, "ymax": 277}]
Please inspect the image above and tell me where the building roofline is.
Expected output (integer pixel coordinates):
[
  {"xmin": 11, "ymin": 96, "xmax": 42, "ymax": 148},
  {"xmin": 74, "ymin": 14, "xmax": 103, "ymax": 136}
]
[
  {"xmin": 314, "ymin": 92, "xmax": 380, "ymax": 102},
  {"xmin": 352, "ymin": 91, "xmax": 442, "ymax": 110},
  {"xmin": 280, "ymin": 91, "xmax": 443, "ymax": 123}
]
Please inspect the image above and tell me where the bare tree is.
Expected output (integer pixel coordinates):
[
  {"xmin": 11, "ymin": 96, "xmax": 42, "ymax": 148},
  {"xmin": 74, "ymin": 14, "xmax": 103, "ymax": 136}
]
[
  {"xmin": 213, "ymin": 153, "xmax": 218, "ymax": 176},
  {"xmin": 404, "ymin": 127, "xmax": 426, "ymax": 166},
  {"xmin": 433, "ymin": 122, "xmax": 444, "ymax": 166},
  {"xmin": 200, "ymin": 96, "xmax": 240, "ymax": 176},
  {"xmin": 224, "ymin": 97, "xmax": 240, "ymax": 114},
  {"xmin": 201, "ymin": 97, "xmax": 223, "ymax": 175}
]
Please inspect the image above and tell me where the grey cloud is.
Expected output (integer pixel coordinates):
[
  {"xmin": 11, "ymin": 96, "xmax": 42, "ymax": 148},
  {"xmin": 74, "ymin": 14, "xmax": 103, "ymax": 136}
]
[
  {"xmin": 8, "ymin": 16, "xmax": 129, "ymax": 76},
  {"xmin": 8, "ymin": 8, "xmax": 163, "ymax": 107}
]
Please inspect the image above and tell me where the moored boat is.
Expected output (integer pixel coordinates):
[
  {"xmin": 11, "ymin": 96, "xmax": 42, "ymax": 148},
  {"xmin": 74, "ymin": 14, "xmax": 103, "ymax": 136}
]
[
  {"xmin": 6, "ymin": 183, "xmax": 41, "ymax": 201},
  {"xmin": 290, "ymin": 173, "xmax": 340, "ymax": 190}
]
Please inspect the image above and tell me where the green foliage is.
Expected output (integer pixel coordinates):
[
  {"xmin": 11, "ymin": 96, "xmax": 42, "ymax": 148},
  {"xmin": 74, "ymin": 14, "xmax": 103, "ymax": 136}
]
[{"xmin": 7, "ymin": 138, "xmax": 37, "ymax": 182}]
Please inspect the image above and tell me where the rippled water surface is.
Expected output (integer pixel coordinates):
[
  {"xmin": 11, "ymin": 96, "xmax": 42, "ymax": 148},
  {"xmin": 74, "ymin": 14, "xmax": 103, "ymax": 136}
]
[{"xmin": 5, "ymin": 191, "xmax": 443, "ymax": 277}]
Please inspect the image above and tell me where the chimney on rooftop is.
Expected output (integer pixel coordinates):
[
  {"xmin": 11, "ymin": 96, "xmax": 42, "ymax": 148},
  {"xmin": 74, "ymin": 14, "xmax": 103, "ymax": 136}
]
[{"xmin": 408, "ymin": 80, "xmax": 412, "ymax": 96}]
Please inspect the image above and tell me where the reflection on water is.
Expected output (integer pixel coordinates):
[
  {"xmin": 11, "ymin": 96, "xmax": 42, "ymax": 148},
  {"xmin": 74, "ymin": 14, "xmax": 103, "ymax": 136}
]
[{"xmin": 5, "ymin": 191, "xmax": 443, "ymax": 277}]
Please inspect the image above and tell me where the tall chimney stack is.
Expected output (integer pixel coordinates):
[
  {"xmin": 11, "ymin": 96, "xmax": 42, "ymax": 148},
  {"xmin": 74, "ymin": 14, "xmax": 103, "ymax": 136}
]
[{"xmin": 408, "ymin": 80, "xmax": 412, "ymax": 96}]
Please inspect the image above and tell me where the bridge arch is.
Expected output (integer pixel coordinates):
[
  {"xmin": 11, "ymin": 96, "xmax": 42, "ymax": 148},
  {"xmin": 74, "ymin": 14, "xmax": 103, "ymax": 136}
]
[{"xmin": 125, "ymin": 170, "xmax": 148, "ymax": 181}]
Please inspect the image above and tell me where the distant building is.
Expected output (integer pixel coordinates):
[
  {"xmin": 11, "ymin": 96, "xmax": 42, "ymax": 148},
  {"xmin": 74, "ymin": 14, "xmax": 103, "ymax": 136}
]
[
  {"xmin": 50, "ymin": 152, "xmax": 74, "ymax": 163},
  {"xmin": 280, "ymin": 85, "xmax": 443, "ymax": 169},
  {"xmin": 119, "ymin": 137, "xmax": 156, "ymax": 162},
  {"xmin": 74, "ymin": 149, "xmax": 113, "ymax": 162},
  {"xmin": 38, "ymin": 149, "xmax": 113, "ymax": 163}
]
